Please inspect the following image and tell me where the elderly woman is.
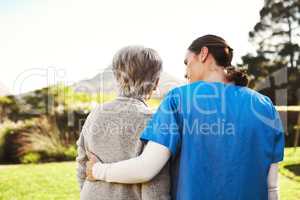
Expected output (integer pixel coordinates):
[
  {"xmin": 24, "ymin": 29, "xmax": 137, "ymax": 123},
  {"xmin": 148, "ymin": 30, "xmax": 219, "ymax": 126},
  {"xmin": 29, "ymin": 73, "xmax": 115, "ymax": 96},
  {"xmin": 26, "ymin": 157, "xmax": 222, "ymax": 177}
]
[{"xmin": 76, "ymin": 46, "xmax": 170, "ymax": 200}]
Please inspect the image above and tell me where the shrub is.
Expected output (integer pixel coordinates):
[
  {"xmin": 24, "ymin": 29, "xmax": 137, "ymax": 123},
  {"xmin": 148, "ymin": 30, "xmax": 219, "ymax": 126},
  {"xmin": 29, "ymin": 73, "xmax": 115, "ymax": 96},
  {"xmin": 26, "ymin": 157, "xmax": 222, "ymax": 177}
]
[
  {"xmin": 0, "ymin": 117, "xmax": 78, "ymax": 164},
  {"xmin": 63, "ymin": 145, "xmax": 77, "ymax": 161},
  {"xmin": 0, "ymin": 120, "xmax": 28, "ymax": 163},
  {"xmin": 20, "ymin": 152, "xmax": 41, "ymax": 164},
  {"xmin": 16, "ymin": 117, "xmax": 73, "ymax": 162}
]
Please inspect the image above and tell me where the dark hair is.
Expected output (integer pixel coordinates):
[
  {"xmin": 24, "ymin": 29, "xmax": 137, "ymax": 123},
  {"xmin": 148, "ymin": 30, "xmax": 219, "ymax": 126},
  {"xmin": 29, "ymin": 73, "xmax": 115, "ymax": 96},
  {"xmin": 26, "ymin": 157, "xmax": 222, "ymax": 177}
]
[{"xmin": 188, "ymin": 34, "xmax": 248, "ymax": 86}]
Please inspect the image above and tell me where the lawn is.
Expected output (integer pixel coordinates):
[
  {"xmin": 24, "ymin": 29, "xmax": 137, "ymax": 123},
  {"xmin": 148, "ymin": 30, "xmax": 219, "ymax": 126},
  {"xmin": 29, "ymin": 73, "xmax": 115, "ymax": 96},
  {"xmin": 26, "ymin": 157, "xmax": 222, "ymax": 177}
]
[
  {"xmin": 279, "ymin": 147, "xmax": 300, "ymax": 200},
  {"xmin": 0, "ymin": 148, "xmax": 299, "ymax": 200},
  {"xmin": 0, "ymin": 162, "xmax": 79, "ymax": 200}
]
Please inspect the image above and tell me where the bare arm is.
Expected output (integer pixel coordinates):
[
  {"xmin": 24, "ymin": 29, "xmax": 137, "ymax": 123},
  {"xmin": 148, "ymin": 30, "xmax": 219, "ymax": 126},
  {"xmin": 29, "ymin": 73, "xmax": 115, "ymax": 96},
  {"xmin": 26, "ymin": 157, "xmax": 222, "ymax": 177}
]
[
  {"xmin": 92, "ymin": 141, "xmax": 171, "ymax": 183},
  {"xmin": 268, "ymin": 163, "xmax": 279, "ymax": 200}
]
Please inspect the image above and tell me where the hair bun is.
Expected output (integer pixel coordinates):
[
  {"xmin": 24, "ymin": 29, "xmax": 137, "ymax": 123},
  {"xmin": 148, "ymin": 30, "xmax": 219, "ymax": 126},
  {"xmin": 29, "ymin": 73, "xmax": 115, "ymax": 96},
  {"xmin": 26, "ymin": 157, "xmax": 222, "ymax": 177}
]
[{"xmin": 226, "ymin": 66, "xmax": 248, "ymax": 87}]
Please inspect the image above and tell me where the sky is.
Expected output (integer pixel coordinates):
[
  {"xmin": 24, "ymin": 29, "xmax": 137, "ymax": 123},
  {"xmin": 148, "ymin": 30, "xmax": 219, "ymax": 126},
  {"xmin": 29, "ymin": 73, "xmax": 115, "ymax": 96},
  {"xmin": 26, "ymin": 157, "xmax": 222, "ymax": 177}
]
[{"xmin": 0, "ymin": 0, "xmax": 264, "ymax": 95}]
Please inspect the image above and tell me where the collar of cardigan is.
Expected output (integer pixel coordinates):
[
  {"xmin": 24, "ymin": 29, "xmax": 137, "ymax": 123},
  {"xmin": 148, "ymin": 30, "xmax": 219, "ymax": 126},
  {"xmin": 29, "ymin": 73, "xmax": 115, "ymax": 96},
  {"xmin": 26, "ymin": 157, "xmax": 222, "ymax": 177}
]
[{"xmin": 116, "ymin": 95, "xmax": 148, "ymax": 107}]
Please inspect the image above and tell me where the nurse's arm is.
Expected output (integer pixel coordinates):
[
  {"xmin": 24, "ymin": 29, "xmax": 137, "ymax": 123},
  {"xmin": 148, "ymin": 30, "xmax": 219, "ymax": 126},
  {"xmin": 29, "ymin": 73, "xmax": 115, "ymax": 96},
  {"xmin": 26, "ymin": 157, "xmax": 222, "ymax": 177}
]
[
  {"xmin": 268, "ymin": 163, "xmax": 279, "ymax": 200},
  {"xmin": 91, "ymin": 141, "xmax": 171, "ymax": 183}
]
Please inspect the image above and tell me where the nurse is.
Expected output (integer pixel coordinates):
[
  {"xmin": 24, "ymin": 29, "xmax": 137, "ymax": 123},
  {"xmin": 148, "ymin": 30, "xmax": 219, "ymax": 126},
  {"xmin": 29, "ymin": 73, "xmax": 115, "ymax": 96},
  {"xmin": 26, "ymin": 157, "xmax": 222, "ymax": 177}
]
[{"xmin": 86, "ymin": 35, "xmax": 284, "ymax": 200}]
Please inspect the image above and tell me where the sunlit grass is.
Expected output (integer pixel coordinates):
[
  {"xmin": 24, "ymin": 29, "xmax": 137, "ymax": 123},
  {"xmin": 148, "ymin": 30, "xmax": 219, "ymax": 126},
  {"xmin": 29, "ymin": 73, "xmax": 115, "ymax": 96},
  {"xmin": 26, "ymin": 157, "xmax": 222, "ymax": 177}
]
[
  {"xmin": 279, "ymin": 147, "xmax": 300, "ymax": 200},
  {"xmin": 0, "ymin": 162, "xmax": 79, "ymax": 200},
  {"xmin": 0, "ymin": 148, "xmax": 299, "ymax": 200}
]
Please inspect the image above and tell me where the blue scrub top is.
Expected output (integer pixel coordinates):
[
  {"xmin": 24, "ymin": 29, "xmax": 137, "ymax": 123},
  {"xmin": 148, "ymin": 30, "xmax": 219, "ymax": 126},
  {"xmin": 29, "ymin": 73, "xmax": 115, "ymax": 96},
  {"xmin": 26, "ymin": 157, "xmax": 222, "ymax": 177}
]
[{"xmin": 140, "ymin": 81, "xmax": 284, "ymax": 200}]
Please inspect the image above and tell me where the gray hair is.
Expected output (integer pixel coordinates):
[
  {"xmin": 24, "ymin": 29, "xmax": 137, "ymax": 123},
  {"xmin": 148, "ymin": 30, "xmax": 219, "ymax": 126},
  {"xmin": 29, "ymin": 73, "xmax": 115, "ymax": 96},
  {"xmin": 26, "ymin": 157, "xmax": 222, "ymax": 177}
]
[{"xmin": 112, "ymin": 46, "xmax": 162, "ymax": 99}]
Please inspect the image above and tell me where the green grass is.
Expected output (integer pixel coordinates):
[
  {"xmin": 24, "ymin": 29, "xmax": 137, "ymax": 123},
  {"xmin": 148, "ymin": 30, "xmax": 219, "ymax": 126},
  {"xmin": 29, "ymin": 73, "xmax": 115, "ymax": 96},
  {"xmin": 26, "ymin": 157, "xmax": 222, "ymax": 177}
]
[
  {"xmin": 0, "ymin": 162, "xmax": 79, "ymax": 200},
  {"xmin": 0, "ymin": 148, "xmax": 299, "ymax": 200},
  {"xmin": 279, "ymin": 147, "xmax": 300, "ymax": 200}
]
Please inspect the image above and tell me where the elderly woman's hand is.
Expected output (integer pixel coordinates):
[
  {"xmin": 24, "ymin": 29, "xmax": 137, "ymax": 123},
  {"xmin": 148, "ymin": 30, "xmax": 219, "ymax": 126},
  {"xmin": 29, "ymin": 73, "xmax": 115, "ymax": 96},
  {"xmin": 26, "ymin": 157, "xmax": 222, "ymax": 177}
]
[{"xmin": 86, "ymin": 152, "xmax": 100, "ymax": 181}]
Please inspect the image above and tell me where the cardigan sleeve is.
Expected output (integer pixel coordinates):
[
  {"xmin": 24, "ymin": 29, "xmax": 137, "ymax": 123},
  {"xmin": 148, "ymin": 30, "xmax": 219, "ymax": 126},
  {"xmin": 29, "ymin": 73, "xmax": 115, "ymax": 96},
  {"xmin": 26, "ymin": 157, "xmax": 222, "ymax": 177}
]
[{"xmin": 76, "ymin": 132, "xmax": 88, "ymax": 190}]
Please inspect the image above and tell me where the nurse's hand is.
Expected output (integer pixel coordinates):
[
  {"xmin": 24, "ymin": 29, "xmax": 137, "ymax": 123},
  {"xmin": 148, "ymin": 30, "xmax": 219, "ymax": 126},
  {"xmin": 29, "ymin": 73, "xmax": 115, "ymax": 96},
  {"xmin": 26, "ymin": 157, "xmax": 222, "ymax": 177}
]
[{"xmin": 86, "ymin": 151, "xmax": 99, "ymax": 181}]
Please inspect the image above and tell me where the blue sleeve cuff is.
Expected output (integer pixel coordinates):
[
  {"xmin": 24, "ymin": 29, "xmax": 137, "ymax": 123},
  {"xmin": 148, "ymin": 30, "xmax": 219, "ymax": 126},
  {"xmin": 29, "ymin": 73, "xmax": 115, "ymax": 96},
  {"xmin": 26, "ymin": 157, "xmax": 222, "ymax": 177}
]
[{"xmin": 140, "ymin": 132, "xmax": 178, "ymax": 156}]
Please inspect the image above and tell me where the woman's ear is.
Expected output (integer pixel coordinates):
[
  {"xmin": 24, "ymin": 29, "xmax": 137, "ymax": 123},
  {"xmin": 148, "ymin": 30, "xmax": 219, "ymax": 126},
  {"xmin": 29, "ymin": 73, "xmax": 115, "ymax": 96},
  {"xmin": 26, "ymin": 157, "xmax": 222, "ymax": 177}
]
[{"xmin": 199, "ymin": 46, "xmax": 209, "ymax": 62}]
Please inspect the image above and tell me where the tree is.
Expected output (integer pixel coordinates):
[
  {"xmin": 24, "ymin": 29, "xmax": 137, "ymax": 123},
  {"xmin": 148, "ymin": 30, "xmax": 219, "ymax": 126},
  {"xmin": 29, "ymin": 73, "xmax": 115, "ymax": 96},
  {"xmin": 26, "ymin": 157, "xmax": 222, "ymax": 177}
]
[{"xmin": 241, "ymin": 0, "xmax": 300, "ymax": 105}]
